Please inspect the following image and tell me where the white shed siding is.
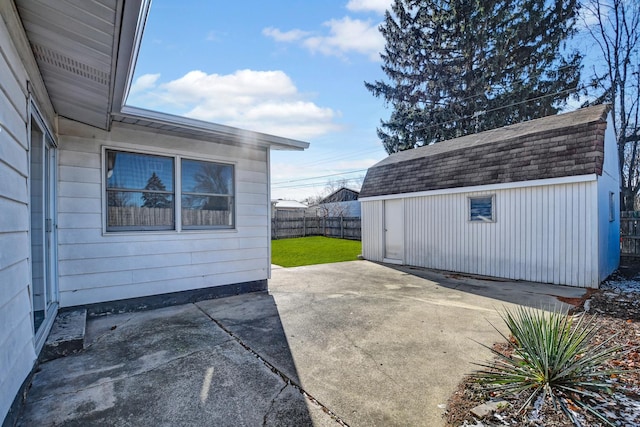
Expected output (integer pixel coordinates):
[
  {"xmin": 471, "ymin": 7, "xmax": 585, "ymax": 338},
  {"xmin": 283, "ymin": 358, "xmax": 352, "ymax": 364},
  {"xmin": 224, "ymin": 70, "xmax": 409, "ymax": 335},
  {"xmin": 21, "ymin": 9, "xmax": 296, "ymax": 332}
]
[
  {"xmin": 0, "ymin": 14, "xmax": 36, "ymax": 423},
  {"xmin": 363, "ymin": 180, "xmax": 600, "ymax": 287},
  {"xmin": 361, "ymin": 200, "xmax": 384, "ymax": 260},
  {"xmin": 57, "ymin": 119, "xmax": 271, "ymax": 307}
]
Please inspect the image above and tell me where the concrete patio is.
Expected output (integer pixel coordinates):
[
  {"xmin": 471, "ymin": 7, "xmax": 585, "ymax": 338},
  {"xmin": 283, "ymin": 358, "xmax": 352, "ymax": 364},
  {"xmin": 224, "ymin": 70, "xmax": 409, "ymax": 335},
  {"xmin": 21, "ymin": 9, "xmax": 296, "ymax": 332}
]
[{"xmin": 17, "ymin": 261, "xmax": 587, "ymax": 426}]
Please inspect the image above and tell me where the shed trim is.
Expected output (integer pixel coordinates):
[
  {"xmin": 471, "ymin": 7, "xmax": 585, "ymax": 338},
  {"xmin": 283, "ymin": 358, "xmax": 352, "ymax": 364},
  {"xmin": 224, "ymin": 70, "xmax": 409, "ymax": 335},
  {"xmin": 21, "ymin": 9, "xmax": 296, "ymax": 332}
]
[{"xmin": 359, "ymin": 174, "xmax": 597, "ymax": 202}]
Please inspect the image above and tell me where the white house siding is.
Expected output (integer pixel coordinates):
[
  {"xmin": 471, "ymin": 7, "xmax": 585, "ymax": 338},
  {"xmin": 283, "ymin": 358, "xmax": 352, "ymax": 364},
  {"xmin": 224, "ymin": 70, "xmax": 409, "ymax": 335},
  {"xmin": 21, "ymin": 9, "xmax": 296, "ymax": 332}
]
[
  {"xmin": 0, "ymin": 13, "xmax": 36, "ymax": 423},
  {"xmin": 362, "ymin": 180, "xmax": 600, "ymax": 288},
  {"xmin": 597, "ymin": 114, "xmax": 621, "ymax": 280},
  {"xmin": 57, "ymin": 119, "xmax": 271, "ymax": 307}
]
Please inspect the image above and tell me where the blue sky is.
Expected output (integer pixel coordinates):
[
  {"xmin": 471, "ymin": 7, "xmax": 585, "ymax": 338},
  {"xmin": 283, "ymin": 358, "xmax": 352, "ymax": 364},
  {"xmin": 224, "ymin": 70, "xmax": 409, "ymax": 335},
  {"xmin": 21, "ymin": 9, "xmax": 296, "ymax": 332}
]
[
  {"xmin": 127, "ymin": 0, "xmax": 605, "ymax": 202},
  {"xmin": 127, "ymin": 0, "xmax": 393, "ymax": 201}
]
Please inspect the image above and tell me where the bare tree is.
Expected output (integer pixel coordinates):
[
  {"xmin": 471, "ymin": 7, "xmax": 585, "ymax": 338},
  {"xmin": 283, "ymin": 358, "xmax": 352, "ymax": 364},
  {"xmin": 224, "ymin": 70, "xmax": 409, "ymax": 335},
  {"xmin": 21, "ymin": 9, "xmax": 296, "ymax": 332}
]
[{"xmin": 582, "ymin": 0, "xmax": 640, "ymax": 210}]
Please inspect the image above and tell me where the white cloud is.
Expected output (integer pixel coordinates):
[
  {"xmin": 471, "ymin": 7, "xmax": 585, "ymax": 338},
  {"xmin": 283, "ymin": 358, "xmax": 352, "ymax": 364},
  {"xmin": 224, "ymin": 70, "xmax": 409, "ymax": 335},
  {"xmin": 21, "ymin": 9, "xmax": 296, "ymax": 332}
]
[
  {"xmin": 346, "ymin": 0, "xmax": 391, "ymax": 14},
  {"xmin": 262, "ymin": 27, "xmax": 311, "ymax": 42},
  {"xmin": 205, "ymin": 30, "xmax": 225, "ymax": 42},
  {"xmin": 264, "ymin": 17, "xmax": 384, "ymax": 62},
  {"xmin": 304, "ymin": 17, "xmax": 384, "ymax": 61},
  {"xmin": 126, "ymin": 69, "xmax": 341, "ymax": 140},
  {"xmin": 129, "ymin": 73, "xmax": 160, "ymax": 95}
]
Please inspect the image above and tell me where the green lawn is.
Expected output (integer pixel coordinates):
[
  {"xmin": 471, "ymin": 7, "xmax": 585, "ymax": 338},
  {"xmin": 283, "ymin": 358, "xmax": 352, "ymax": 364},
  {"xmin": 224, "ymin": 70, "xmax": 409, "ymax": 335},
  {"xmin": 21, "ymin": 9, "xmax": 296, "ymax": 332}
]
[{"xmin": 271, "ymin": 236, "xmax": 362, "ymax": 267}]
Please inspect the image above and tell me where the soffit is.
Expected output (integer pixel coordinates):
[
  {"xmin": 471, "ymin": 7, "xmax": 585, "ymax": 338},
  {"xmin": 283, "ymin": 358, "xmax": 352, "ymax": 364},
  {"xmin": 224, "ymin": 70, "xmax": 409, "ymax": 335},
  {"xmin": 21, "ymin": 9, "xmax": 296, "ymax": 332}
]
[{"xmin": 14, "ymin": 0, "xmax": 137, "ymax": 130}]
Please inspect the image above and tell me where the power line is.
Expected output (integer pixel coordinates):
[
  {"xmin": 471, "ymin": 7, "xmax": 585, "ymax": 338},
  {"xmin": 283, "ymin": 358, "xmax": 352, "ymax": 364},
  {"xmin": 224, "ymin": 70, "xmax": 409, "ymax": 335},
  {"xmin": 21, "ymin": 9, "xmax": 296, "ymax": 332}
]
[
  {"xmin": 272, "ymin": 169, "xmax": 368, "ymax": 186},
  {"xmin": 404, "ymin": 85, "xmax": 586, "ymax": 135},
  {"xmin": 273, "ymin": 84, "xmax": 586, "ymax": 192}
]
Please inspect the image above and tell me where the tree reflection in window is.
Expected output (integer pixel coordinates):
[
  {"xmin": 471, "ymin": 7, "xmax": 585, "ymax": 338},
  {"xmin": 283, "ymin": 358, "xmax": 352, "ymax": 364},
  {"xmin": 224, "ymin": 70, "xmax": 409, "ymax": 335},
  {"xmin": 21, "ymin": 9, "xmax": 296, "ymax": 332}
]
[
  {"xmin": 106, "ymin": 150, "xmax": 174, "ymax": 230},
  {"xmin": 182, "ymin": 159, "xmax": 234, "ymax": 228},
  {"xmin": 142, "ymin": 172, "xmax": 172, "ymax": 208}
]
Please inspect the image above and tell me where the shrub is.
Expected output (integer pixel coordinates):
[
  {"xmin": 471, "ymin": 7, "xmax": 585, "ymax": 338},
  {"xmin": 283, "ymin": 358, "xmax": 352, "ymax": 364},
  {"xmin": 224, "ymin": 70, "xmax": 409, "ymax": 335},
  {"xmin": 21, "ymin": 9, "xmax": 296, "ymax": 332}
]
[{"xmin": 473, "ymin": 306, "xmax": 624, "ymax": 426}]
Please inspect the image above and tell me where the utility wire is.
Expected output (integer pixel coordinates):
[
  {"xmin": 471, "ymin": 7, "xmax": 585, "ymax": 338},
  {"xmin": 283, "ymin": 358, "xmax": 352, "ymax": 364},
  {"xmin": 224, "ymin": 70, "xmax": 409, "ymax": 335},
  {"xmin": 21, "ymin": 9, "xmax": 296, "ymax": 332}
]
[
  {"xmin": 272, "ymin": 84, "xmax": 585, "ymax": 190},
  {"xmin": 272, "ymin": 169, "xmax": 368, "ymax": 187}
]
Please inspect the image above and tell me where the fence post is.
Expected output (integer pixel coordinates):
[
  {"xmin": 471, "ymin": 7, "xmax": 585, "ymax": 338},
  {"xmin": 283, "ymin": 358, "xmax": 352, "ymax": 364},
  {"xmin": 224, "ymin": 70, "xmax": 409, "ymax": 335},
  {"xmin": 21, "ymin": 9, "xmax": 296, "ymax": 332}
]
[
  {"xmin": 273, "ymin": 209, "xmax": 277, "ymax": 240},
  {"xmin": 303, "ymin": 215, "xmax": 306, "ymax": 237},
  {"xmin": 340, "ymin": 216, "xmax": 344, "ymax": 239}
]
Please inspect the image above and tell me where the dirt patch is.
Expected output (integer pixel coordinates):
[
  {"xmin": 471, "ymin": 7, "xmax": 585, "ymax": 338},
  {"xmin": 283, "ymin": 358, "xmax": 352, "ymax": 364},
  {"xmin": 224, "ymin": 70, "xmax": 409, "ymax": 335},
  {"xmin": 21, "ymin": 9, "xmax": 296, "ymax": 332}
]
[
  {"xmin": 444, "ymin": 269, "xmax": 640, "ymax": 426},
  {"xmin": 553, "ymin": 287, "xmax": 599, "ymax": 310}
]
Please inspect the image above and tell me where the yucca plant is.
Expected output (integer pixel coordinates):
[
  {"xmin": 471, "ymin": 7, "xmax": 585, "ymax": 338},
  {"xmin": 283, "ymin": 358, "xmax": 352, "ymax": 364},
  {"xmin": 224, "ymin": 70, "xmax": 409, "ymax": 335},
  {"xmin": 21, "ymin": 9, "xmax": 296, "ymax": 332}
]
[{"xmin": 473, "ymin": 306, "xmax": 624, "ymax": 426}]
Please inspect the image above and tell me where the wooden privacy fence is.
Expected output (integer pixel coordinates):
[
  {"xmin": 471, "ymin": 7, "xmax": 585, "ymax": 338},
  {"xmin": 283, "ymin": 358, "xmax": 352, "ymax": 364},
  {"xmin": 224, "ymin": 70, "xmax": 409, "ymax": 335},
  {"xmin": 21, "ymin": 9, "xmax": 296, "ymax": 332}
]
[
  {"xmin": 107, "ymin": 207, "xmax": 232, "ymax": 227},
  {"xmin": 621, "ymin": 211, "xmax": 640, "ymax": 257},
  {"xmin": 272, "ymin": 211, "xmax": 361, "ymax": 240}
]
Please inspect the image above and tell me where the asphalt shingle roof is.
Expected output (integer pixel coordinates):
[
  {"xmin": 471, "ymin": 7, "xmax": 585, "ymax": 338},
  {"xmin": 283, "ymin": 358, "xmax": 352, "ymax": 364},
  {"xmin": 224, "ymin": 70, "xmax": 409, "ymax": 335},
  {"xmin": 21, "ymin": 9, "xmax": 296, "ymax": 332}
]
[{"xmin": 360, "ymin": 105, "xmax": 609, "ymax": 198}]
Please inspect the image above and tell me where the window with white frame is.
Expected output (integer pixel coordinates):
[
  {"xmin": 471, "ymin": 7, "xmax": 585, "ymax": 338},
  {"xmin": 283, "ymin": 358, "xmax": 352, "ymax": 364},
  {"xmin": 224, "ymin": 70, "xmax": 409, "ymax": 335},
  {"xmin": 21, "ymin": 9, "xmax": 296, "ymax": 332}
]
[
  {"xmin": 181, "ymin": 159, "xmax": 234, "ymax": 228},
  {"xmin": 469, "ymin": 195, "xmax": 495, "ymax": 222},
  {"xmin": 105, "ymin": 149, "xmax": 234, "ymax": 231}
]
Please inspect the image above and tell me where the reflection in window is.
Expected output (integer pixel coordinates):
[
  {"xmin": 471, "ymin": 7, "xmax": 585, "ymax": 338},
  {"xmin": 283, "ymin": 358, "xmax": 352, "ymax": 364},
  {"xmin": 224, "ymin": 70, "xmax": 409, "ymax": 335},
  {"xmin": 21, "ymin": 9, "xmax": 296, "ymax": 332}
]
[
  {"xmin": 469, "ymin": 196, "xmax": 494, "ymax": 222},
  {"xmin": 106, "ymin": 150, "xmax": 175, "ymax": 230},
  {"xmin": 181, "ymin": 159, "xmax": 234, "ymax": 228}
]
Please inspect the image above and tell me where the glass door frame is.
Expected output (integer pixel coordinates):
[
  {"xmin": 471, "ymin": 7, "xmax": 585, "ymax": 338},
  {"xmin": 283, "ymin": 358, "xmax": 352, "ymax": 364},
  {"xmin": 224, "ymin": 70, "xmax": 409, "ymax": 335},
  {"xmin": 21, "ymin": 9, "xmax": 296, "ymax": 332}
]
[{"xmin": 28, "ymin": 99, "xmax": 58, "ymax": 353}]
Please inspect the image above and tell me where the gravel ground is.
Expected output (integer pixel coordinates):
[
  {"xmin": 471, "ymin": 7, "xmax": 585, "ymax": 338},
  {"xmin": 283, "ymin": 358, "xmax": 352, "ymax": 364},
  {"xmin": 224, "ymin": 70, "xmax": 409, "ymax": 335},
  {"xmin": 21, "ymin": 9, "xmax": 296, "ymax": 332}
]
[{"xmin": 445, "ymin": 263, "xmax": 640, "ymax": 427}]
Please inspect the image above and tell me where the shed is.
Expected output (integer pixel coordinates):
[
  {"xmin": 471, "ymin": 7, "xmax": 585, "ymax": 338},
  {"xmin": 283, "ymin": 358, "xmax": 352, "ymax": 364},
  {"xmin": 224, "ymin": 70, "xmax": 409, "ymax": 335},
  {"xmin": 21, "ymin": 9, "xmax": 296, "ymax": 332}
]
[
  {"xmin": 359, "ymin": 105, "xmax": 619, "ymax": 288},
  {"xmin": 317, "ymin": 187, "xmax": 361, "ymax": 217},
  {"xmin": 0, "ymin": 0, "xmax": 308, "ymax": 423}
]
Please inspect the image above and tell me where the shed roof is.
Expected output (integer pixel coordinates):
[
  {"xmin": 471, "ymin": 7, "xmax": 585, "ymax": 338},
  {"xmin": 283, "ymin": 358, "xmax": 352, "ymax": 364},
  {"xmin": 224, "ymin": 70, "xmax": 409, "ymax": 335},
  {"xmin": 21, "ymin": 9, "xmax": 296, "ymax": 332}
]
[{"xmin": 360, "ymin": 105, "xmax": 610, "ymax": 198}]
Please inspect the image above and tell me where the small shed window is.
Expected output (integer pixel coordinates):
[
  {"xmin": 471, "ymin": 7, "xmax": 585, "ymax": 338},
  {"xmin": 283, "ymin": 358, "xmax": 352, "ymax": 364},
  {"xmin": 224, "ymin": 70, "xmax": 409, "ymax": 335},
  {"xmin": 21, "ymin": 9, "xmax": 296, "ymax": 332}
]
[{"xmin": 469, "ymin": 196, "xmax": 495, "ymax": 222}]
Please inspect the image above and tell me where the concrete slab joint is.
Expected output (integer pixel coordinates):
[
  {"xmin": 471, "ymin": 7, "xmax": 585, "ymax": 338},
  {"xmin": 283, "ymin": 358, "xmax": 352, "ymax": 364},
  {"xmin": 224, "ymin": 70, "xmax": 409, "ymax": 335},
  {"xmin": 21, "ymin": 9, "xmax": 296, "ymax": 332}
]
[{"xmin": 16, "ymin": 261, "xmax": 587, "ymax": 426}]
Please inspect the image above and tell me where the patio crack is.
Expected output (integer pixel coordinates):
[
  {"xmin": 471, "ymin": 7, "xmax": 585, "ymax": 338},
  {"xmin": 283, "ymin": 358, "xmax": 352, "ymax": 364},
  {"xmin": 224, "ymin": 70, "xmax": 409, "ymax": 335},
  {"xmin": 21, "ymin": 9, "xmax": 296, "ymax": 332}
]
[
  {"xmin": 82, "ymin": 315, "xmax": 137, "ymax": 350},
  {"xmin": 262, "ymin": 383, "xmax": 287, "ymax": 426},
  {"xmin": 194, "ymin": 304, "xmax": 350, "ymax": 426}
]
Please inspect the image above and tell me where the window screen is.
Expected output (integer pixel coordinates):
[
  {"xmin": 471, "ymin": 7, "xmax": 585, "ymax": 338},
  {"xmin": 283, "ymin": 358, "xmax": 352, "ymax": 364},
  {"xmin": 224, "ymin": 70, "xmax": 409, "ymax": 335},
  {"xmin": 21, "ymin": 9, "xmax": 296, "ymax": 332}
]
[
  {"xmin": 181, "ymin": 159, "xmax": 234, "ymax": 228},
  {"xmin": 106, "ymin": 150, "xmax": 175, "ymax": 231}
]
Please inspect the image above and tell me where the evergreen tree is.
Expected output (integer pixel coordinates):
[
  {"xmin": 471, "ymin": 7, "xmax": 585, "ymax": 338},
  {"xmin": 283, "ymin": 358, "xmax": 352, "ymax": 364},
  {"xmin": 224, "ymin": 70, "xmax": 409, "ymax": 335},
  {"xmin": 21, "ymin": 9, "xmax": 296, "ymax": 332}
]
[
  {"xmin": 142, "ymin": 172, "xmax": 171, "ymax": 208},
  {"xmin": 366, "ymin": 0, "xmax": 582, "ymax": 154}
]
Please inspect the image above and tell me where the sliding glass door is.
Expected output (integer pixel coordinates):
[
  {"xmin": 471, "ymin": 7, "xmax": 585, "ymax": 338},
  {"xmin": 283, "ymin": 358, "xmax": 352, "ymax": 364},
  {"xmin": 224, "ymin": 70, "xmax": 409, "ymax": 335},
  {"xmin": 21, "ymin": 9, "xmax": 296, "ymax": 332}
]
[{"xmin": 30, "ymin": 109, "xmax": 57, "ymax": 347}]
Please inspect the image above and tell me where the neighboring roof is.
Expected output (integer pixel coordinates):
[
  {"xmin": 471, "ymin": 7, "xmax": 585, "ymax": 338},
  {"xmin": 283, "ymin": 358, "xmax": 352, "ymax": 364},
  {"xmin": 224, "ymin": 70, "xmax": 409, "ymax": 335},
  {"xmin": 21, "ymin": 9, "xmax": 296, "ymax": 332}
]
[
  {"xmin": 320, "ymin": 187, "xmax": 360, "ymax": 203},
  {"xmin": 271, "ymin": 200, "xmax": 308, "ymax": 209},
  {"xmin": 12, "ymin": 0, "xmax": 309, "ymax": 151},
  {"xmin": 360, "ymin": 105, "xmax": 610, "ymax": 198}
]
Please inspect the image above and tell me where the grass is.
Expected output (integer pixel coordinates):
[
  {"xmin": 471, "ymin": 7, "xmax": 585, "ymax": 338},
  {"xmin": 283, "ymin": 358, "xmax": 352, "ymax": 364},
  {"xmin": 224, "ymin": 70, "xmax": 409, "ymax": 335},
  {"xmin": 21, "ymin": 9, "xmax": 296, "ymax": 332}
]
[{"xmin": 271, "ymin": 236, "xmax": 362, "ymax": 267}]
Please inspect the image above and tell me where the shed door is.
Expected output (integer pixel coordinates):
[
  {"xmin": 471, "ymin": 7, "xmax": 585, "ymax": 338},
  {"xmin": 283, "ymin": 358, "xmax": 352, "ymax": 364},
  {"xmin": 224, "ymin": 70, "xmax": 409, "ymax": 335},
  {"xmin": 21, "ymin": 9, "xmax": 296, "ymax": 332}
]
[{"xmin": 384, "ymin": 199, "xmax": 404, "ymax": 264}]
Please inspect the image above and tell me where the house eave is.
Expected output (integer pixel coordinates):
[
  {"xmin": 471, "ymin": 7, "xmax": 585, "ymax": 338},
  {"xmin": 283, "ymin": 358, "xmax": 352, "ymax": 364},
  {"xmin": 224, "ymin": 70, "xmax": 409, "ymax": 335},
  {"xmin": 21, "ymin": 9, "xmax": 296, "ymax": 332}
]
[
  {"xmin": 108, "ymin": 0, "xmax": 151, "ymax": 127},
  {"xmin": 113, "ymin": 106, "xmax": 310, "ymax": 151}
]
